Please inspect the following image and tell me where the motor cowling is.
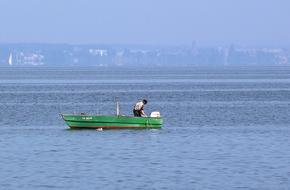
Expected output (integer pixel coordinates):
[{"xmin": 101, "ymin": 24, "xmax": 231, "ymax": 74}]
[{"xmin": 150, "ymin": 111, "xmax": 161, "ymax": 117}]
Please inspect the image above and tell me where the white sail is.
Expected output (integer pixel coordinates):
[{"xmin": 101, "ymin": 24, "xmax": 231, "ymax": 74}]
[{"xmin": 8, "ymin": 53, "xmax": 13, "ymax": 66}]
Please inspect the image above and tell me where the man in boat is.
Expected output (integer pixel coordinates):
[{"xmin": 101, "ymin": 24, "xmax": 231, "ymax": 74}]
[{"xmin": 133, "ymin": 99, "xmax": 147, "ymax": 117}]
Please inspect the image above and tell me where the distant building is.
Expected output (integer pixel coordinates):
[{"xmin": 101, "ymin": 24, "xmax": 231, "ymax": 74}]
[{"xmin": 89, "ymin": 49, "xmax": 108, "ymax": 56}]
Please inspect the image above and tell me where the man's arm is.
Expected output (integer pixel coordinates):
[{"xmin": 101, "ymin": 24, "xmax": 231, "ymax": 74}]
[{"xmin": 141, "ymin": 110, "xmax": 147, "ymax": 117}]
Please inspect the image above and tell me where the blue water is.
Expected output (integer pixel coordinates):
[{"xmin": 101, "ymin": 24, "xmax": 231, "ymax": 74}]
[{"xmin": 0, "ymin": 66, "xmax": 290, "ymax": 189}]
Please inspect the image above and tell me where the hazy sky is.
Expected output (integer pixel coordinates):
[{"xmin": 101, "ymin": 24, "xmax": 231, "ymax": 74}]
[{"xmin": 0, "ymin": 0, "xmax": 289, "ymax": 46}]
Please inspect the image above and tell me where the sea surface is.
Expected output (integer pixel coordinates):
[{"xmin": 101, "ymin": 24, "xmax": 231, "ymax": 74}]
[{"xmin": 0, "ymin": 66, "xmax": 290, "ymax": 190}]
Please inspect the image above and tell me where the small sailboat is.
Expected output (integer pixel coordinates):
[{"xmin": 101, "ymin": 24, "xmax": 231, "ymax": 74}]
[{"xmin": 8, "ymin": 53, "xmax": 13, "ymax": 66}]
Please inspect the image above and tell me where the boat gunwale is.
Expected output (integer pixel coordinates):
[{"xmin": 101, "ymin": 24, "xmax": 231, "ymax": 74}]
[
  {"xmin": 63, "ymin": 120, "xmax": 162, "ymax": 126},
  {"xmin": 60, "ymin": 113, "xmax": 163, "ymax": 120}
]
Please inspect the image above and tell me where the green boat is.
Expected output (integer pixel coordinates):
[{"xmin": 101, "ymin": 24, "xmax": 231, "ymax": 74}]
[
  {"xmin": 61, "ymin": 114, "xmax": 163, "ymax": 129},
  {"xmin": 61, "ymin": 99, "xmax": 163, "ymax": 129}
]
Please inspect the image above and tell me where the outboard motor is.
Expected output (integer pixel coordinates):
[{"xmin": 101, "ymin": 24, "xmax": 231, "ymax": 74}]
[{"xmin": 150, "ymin": 111, "xmax": 161, "ymax": 117}]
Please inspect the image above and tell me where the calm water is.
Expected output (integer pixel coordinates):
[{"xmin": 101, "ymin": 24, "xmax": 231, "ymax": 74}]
[{"xmin": 0, "ymin": 66, "xmax": 290, "ymax": 190}]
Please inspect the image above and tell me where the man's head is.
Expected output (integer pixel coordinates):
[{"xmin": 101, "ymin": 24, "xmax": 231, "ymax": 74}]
[{"xmin": 142, "ymin": 99, "xmax": 147, "ymax": 104}]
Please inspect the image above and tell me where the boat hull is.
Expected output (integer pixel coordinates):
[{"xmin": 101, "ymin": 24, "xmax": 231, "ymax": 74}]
[{"xmin": 61, "ymin": 114, "xmax": 163, "ymax": 129}]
